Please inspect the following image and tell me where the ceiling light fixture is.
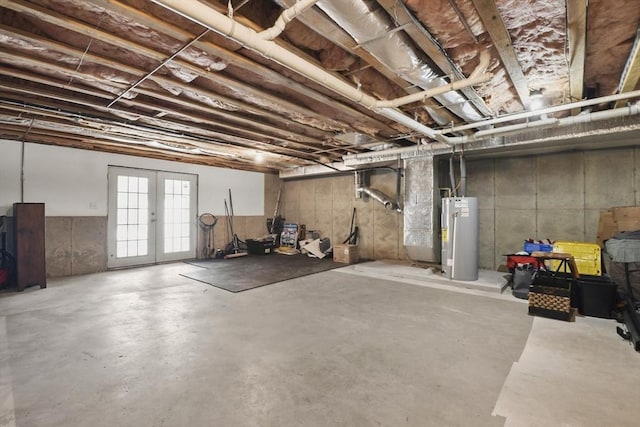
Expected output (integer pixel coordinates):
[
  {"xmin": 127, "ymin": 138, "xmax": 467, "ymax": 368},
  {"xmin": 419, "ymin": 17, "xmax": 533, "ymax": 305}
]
[{"xmin": 528, "ymin": 88, "xmax": 546, "ymax": 111}]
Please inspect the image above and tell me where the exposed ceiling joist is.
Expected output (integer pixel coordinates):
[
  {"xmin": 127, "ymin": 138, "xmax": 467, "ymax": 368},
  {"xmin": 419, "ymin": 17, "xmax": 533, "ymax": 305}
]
[
  {"xmin": 0, "ymin": 104, "xmax": 306, "ymax": 170},
  {"xmin": 0, "ymin": 52, "xmax": 338, "ymax": 155},
  {"xmin": 87, "ymin": 0, "xmax": 398, "ymax": 136},
  {"xmin": 470, "ymin": 0, "xmax": 529, "ymax": 107},
  {"xmin": 615, "ymin": 26, "xmax": 640, "ymax": 108},
  {"xmin": 0, "ymin": 0, "xmax": 358, "ymax": 135},
  {"xmin": 0, "ymin": 84, "xmax": 335, "ymax": 164},
  {"xmin": 0, "ymin": 124, "xmax": 263, "ymax": 170},
  {"xmin": 0, "ymin": 0, "xmax": 638, "ymax": 172},
  {"xmin": 567, "ymin": 0, "xmax": 587, "ymax": 114},
  {"xmin": 376, "ymin": 0, "xmax": 492, "ymax": 117}
]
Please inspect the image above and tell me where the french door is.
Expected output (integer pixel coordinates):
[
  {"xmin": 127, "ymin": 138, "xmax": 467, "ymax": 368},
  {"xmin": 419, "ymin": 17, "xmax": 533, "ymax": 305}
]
[{"xmin": 107, "ymin": 166, "xmax": 197, "ymax": 268}]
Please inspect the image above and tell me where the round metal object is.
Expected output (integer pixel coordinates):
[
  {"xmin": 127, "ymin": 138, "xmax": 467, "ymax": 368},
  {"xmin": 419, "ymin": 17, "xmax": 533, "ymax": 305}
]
[{"xmin": 198, "ymin": 213, "xmax": 218, "ymax": 227}]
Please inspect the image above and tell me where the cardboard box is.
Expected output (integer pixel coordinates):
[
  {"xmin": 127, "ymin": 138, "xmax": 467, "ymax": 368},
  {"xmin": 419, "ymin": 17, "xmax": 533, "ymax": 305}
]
[
  {"xmin": 596, "ymin": 210, "xmax": 616, "ymax": 247},
  {"xmin": 333, "ymin": 244, "xmax": 359, "ymax": 264},
  {"xmin": 597, "ymin": 206, "xmax": 640, "ymax": 247},
  {"xmin": 612, "ymin": 206, "xmax": 640, "ymax": 222}
]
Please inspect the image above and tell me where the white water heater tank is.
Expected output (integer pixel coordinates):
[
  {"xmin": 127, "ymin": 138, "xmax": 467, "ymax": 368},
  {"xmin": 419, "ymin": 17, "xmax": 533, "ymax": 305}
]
[{"xmin": 441, "ymin": 197, "xmax": 479, "ymax": 281}]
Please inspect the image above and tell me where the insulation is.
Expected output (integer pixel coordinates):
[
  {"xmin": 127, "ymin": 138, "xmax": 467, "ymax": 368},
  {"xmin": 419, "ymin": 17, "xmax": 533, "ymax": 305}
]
[
  {"xmin": 585, "ymin": 0, "xmax": 640, "ymax": 95},
  {"xmin": 1, "ymin": 0, "xmax": 639, "ymax": 172}
]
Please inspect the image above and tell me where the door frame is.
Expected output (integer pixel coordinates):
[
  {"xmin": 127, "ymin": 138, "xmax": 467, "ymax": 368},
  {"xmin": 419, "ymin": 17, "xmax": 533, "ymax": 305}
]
[
  {"xmin": 107, "ymin": 166, "xmax": 198, "ymax": 269},
  {"xmin": 155, "ymin": 170, "xmax": 198, "ymax": 263}
]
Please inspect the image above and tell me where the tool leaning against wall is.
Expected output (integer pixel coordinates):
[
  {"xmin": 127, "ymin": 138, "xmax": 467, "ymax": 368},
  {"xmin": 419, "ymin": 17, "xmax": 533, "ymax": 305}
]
[
  {"xmin": 198, "ymin": 212, "xmax": 218, "ymax": 259},
  {"xmin": 223, "ymin": 188, "xmax": 248, "ymax": 259}
]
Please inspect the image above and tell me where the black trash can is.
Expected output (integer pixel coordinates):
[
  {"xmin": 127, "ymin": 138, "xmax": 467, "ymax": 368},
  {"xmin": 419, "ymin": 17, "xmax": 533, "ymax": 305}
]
[{"xmin": 577, "ymin": 274, "xmax": 618, "ymax": 319}]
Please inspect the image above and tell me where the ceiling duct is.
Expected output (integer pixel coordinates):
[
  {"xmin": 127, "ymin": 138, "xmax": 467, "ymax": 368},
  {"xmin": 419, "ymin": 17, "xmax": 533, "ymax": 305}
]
[
  {"xmin": 335, "ymin": 132, "xmax": 398, "ymax": 151},
  {"xmin": 315, "ymin": 0, "xmax": 485, "ymax": 124}
]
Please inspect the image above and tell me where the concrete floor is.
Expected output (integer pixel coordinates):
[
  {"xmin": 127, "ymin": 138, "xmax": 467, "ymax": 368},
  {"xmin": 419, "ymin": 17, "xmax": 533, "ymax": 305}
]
[{"xmin": 1, "ymin": 261, "xmax": 638, "ymax": 426}]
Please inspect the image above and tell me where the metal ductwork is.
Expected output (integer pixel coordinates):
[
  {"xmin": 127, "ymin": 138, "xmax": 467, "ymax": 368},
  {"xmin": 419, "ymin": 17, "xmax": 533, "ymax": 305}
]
[
  {"xmin": 359, "ymin": 187, "xmax": 399, "ymax": 211},
  {"xmin": 403, "ymin": 157, "xmax": 439, "ymax": 262},
  {"xmin": 355, "ymin": 170, "xmax": 401, "ymax": 212},
  {"xmin": 315, "ymin": 0, "xmax": 485, "ymax": 124}
]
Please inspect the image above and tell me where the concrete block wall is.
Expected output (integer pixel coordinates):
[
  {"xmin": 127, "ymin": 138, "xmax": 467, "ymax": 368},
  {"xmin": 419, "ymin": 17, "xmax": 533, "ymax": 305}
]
[{"xmin": 467, "ymin": 147, "xmax": 638, "ymax": 269}]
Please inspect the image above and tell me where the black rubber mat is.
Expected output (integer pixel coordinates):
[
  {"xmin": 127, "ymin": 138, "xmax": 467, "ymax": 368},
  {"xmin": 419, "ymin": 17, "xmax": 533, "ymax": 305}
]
[{"xmin": 181, "ymin": 254, "xmax": 343, "ymax": 292}]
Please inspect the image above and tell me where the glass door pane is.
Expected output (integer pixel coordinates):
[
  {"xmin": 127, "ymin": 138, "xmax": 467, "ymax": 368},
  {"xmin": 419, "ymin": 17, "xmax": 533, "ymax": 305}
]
[
  {"xmin": 107, "ymin": 167, "xmax": 156, "ymax": 268},
  {"xmin": 156, "ymin": 172, "xmax": 197, "ymax": 262}
]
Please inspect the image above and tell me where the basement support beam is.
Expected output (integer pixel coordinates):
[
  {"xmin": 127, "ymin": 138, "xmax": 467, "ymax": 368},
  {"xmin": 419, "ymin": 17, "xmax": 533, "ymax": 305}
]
[
  {"xmin": 470, "ymin": 0, "xmax": 529, "ymax": 107},
  {"xmin": 86, "ymin": 0, "xmax": 397, "ymax": 136},
  {"xmin": 615, "ymin": 26, "xmax": 640, "ymax": 108},
  {"xmin": 0, "ymin": 0, "xmax": 353, "ymax": 134},
  {"xmin": 567, "ymin": 0, "xmax": 587, "ymax": 114}
]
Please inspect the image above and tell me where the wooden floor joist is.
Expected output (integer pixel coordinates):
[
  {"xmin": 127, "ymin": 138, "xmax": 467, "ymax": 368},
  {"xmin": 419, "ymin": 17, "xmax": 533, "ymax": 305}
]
[{"xmin": 567, "ymin": 0, "xmax": 587, "ymax": 114}]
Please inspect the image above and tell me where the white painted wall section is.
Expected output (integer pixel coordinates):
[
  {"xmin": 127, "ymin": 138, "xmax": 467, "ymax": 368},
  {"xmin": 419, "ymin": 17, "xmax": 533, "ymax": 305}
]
[{"xmin": 0, "ymin": 140, "xmax": 264, "ymax": 216}]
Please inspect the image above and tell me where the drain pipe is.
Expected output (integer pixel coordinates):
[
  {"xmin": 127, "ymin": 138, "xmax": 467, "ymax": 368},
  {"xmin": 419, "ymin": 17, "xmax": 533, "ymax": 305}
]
[
  {"xmin": 447, "ymin": 117, "xmax": 560, "ymax": 144},
  {"xmin": 459, "ymin": 154, "xmax": 466, "ymax": 197},
  {"xmin": 438, "ymin": 89, "xmax": 640, "ymax": 135},
  {"xmin": 374, "ymin": 71, "xmax": 491, "ymax": 108},
  {"xmin": 448, "ymin": 156, "xmax": 456, "ymax": 197},
  {"xmin": 258, "ymin": 0, "xmax": 319, "ymax": 40},
  {"xmin": 447, "ymin": 102, "xmax": 640, "ymax": 144}
]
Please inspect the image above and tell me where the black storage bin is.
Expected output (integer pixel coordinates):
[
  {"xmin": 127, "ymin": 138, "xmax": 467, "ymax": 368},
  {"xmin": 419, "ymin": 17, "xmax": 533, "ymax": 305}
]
[
  {"xmin": 577, "ymin": 274, "xmax": 617, "ymax": 319},
  {"xmin": 245, "ymin": 238, "xmax": 275, "ymax": 255}
]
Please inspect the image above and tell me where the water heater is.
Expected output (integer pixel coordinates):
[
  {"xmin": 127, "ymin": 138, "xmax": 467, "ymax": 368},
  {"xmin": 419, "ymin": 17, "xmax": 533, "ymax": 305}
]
[{"xmin": 441, "ymin": 197, "xmax": 479, "ymax": 281}]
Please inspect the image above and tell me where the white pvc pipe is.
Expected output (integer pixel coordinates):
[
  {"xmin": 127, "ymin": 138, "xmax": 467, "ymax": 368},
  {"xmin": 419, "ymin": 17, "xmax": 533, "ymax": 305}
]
[
  {"xmin": 258, "ymin": 0, "xmax": 319, "ymax": 40},
  {"xmin": 375, "ymin": 72, "xmax": 492, "ymax": 108},
  {"xmin": 373, "ymin": 48, "xmax": 490, "ymax": 110},
  {"xmin": 343, "ymin": 102, "xmax": 640, "ymax": 163},
  {"xmin": 151, "ymin": 0, "xmax": 451, "ymax": 140},
  {"xmin": 473, "ymin": 118, "xmax": 559, "ymax": 138},
  {"xmin": 376, "ymin": 107, "xmax": 441, "ymax": 139},
  {"xmin": 437, "ymin": 89, "xmax": 640, "ymax": 134},
  {"xmin": 152, "ymin": 0, "xmax": 399, "ymax": 113}
]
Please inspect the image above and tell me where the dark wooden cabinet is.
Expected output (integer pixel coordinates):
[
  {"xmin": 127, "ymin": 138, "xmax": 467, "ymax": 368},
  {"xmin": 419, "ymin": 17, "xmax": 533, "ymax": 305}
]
[{"xmin": 7, "ymin": 203, "xmax": 46, "ymax": 291}]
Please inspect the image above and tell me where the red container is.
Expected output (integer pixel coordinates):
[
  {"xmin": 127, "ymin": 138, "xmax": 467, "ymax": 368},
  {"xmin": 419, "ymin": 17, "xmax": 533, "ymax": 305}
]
[{"xmin": 506, "ymin": 255, "xmax": 543, "ymax": 271}]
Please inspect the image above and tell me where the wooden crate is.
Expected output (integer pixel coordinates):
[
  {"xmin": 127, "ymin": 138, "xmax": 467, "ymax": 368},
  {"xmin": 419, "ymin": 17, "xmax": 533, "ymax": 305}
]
[{"xmin": 528, "ymin": 285, "xmax": 575, "ymax": 321}]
